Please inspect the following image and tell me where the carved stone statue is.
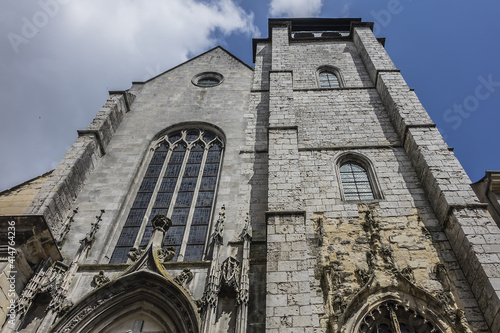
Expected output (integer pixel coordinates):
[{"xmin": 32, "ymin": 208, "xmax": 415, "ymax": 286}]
[
  {"xmin": 156, "ymin": 247, "xmax": 175, "ymax": 261},
  {"xmin": 128, "ymin": 247, "xmax": 144, "ymax": 262},
  {"xmin": 92, "ymin": 270, "xmax": 110, "ymax": 288},
  {"xmin": 174, "ymin": 268, "xmax": 194, "ymax": 286}
]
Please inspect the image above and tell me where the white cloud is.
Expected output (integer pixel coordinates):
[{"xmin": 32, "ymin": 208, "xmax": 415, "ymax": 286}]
[
  {"xmin": 340, "ymin": 3, "xmax": 351, "ymax": 18},
  {"xmin": 269, "ymin": 0, "xmax": 323, "ymax": 17},
  {"xmin": 0, "ymin": 0, "xmax": 259, "ymax": 191},
  {"xmin": 66, "ymin": 0, "xmax": 259, "ymax": 62}
]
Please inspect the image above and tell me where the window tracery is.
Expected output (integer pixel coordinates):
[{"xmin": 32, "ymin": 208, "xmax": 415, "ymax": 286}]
[
  {"xmin": 110, "ymin": 127, "xmax": 224, "ymax": 263},
  {"xmin": 358, "ymin": 301, "xmax": 442, "ymax": 333}
]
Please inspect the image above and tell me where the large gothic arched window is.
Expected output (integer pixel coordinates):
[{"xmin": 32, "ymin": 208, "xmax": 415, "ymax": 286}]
[{"xmin": 110, "ymin": 128, "xmax": 224, "ymax": 263}]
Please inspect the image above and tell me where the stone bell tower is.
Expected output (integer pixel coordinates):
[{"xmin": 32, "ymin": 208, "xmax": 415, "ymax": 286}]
[{"xmin": 252, "ymin": 18, "xmax": 499, "ymax": 332}]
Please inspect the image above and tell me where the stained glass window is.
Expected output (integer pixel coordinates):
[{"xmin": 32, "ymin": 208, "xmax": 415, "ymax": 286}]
[
  {"xmin": 340, "ymin": 162, "xmax": 375, "ymax": 201},
  {"xmin": 110, "ymin": 128, "xmax": 223, "ymax": 263}
]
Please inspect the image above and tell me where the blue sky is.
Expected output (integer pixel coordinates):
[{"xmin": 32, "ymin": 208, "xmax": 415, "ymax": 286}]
[{"xmin": 1, "ymin": 0, "xmax": 499, "ymax": 191}]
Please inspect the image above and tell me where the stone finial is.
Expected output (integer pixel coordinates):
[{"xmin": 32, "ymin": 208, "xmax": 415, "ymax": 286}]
[
  {"xmin": 239, "ymin": 213, "xmax": 252, "ymax": 241},
  {"xmin": 152, "ymin": 214, "xmax": 172, "ymax": 233},
  {"xmin": 79, "ymin": 209, "xmax": 105, "ymax": 247}
]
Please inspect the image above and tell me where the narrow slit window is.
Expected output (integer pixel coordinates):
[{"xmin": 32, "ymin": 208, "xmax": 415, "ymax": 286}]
[{"xmin": 110, "ymin": 128, "xmax": 224, "ymax": 263}]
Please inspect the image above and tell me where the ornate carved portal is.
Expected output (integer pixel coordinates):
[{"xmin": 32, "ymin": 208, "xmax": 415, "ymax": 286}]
[{"xmin": 50, "ymin": 272, "xmax": 200, "ymax": 333}]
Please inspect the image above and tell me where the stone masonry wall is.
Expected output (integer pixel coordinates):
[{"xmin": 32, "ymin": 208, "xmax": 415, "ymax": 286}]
[
  {"xmin": 24, "ymin": 93, "xmax": 132, "ymax": 236},
  {"xmin": 265, "ymin": 21, "xmax": 316, "ymax": 332},
  {"xmin": 290, "ymin": 41, "xmax": 372, "ymax": 89}
]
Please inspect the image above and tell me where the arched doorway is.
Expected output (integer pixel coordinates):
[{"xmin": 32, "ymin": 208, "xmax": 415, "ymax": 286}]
[{"xmin": 51, "ymin": 271, "xmax": 200, "ymax": 333}]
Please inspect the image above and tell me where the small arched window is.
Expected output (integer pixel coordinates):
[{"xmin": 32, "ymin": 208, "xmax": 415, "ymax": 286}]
[
  {"xmin": 319, "ymin": 70, "xmax": 340, "ymax": 88},
  {"xmin": 340, "ymin": 162, "xmax": 374, "ymax": 200},
  {"xmin": 337, "ymin": 154, "xmax": 381, "ymax": 201},
  {"xmin": 110, "ymin": 127, "xmax": 224, "ymax": 263}
]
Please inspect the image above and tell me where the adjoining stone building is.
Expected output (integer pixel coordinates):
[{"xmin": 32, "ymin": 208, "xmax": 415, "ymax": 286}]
[
  {"xmin": 1, "ymin": 17, "xmax": 499, "ymax": 332},
  {"xmin": 472, "ymin": 171, "xmax": 500, "ymax": 227}
]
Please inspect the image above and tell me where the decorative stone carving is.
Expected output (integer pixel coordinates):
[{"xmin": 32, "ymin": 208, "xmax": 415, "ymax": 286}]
[
  {"xmin": 359, "ymin": 301, "xmax": 442, "ymax": 333},
  {"xmin": 239, "ymin": 213, "xmax": 252, "ymax": 241},
  {"xmin": 366, "ymin": 249, "xmax": 376, "ymax": 271},
  {"xmin": 202, "ymin": 277, "xmax": 219, "ymax": 308},
  {"xmin": 380, "ymin": 244, "xmax": 396, "ymax": 271},
  {"xmin": 15, "ymin": 260, "xmax": 69, "ymax": 317},
  {"xmin": 456, "ymin": 309, "xmax": 473, "ymax": 333},
  {"xmin": 55, "ymin": 279, "xmax": 199, "ymax": 333},
  {"xmin": 211, "ymin": 205, "xmax": 225, "ymax": 245},
  {"xmin": 174, "ymin": 268, "xmax": 194, "ymax": 287},
  {"xmin": 80, "ymin": 209, "xmax": 105, "ymax": 247},
  {"xmin": 92, "ymin": 270, "xmax": 110, "ymax": 288},
  {"xmin": 152, "ymin": 214, "xmax": 172, "ymax": 233},
  {"xmin": 128, "ymin": 247, "xmax": 144, "ymax": 262},
  {"xmin": 322, "ymin": 264, "xmax": 352, "ymax": 319},
  {"xmin": 400, "ymin": 266, "xmax": 415, "ymax": 284},
  {"xmin": 201, "ymin": 204, "xmax": 226, "ymax": 330},
  {"xmin": 435, "ymin": 263, "xmax": 451, "ymax": 291},
  {"xmin": 156, "ymin": 247, "xmax": 175, "ymax": 262},
  {"xmin": 437, "ymin": 291, "xmax": 456, "ymax": 321},
  {"xmin": 58, "ymin": 207, "xmax": 78, "ymax": 246},
  {"xmin": 362, "ymin": 210, "xmax": 380, "ymax": 247},
  {"xmin": 354, "ymin": 268, "xmax": 371, "ymax": 286},
  {"xmin": 314, "ymin": 214, "xmax": 325, "ymax": 246},
  {"xmin": 220, "ymin": 256, "xmax": 240, "ymax": 293},
  {"xmin": 195, "ymin": 299, "xmax": 205, "ymax": 311}
]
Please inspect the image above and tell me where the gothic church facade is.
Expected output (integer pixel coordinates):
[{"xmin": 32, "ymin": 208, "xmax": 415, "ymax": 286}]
[{"xmin": 1, "ymin": 18, "xmax": 500, "ymax": 333}]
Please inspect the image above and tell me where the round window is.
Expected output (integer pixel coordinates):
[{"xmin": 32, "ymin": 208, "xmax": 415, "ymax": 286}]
[{"xmin": 192, "ymin": 72, "xmax": 223, "ymax": 87}]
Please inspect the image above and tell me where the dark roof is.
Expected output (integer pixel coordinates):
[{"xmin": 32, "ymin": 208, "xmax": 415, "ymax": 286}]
[{"xmin": 269, "ymin": 18, "xmax": 362, "ymax": 32}]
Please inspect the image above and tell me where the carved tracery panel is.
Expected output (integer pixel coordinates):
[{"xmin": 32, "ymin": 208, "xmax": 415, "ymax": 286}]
[{"xmin": 358, "ymin": 301, "xmax": 443, "ymax": 333}]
